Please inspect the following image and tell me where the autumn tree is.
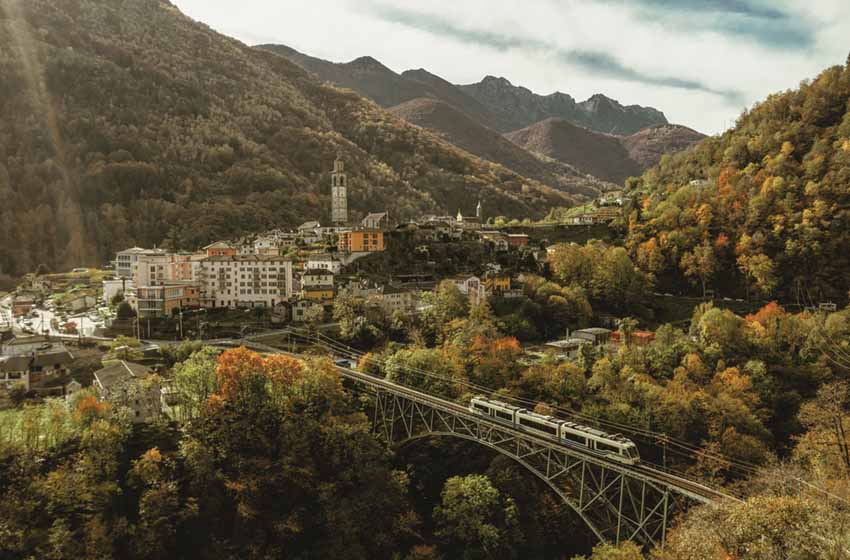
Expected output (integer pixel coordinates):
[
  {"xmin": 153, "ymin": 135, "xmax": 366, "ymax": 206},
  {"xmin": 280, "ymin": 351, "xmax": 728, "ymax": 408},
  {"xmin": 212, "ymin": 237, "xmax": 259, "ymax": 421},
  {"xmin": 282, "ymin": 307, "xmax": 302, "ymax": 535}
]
[
  {"xmin": 680, "ymin": 241, "xmax": 717, "ymax": 298},
  {"xmin": 433, "ymin": 475, "xmax": 522, "ymax": 559}
]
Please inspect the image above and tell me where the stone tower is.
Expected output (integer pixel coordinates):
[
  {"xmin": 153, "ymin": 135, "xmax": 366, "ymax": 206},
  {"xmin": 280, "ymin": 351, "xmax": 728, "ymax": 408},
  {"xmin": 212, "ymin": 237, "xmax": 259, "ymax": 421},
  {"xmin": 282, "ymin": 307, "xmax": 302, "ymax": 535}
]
[
  {"xmin": 331, "ymin": 154, "xmax": 348, "ymax": 225},
  {"xmin": 476, "ymin": 200, "xmax": 482, "ymax": 221}
]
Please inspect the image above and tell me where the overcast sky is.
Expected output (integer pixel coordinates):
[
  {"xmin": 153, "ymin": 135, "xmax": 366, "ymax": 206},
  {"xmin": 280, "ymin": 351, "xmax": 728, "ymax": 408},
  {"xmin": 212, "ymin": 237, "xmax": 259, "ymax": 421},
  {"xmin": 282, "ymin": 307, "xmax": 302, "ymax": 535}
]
[{"xmin": 172, "ymin": 0, "xmax": 849, "ymax": 135}]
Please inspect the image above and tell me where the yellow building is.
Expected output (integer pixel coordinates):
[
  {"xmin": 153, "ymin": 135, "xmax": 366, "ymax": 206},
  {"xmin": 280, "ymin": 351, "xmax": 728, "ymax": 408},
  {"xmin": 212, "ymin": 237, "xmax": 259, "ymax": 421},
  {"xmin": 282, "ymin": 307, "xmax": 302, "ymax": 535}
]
[
  {"xmin": 302, "ymin": 287, "xmax": 335, "ymax": 304},
  {"xmin": 338, "ymin": 229, "xmax": 385, "ymax": 253}
]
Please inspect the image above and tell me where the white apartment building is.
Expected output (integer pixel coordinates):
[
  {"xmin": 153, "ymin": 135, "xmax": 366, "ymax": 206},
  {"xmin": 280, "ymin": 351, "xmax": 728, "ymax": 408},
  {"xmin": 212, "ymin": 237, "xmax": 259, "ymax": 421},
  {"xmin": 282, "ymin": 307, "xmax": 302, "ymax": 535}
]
[
  {"xmin": 306, "ymin": 255, "xmax": 343, "ymax": 275},
  {"xmin": 198, "ymin": 255, "xmax": 293, "ymax": 308},
  {"xmin": 114, "ymin": 247, "xmax": 168, "ymax": 279},
  {"xmin": 134, "ymin": 252, "xmax": 173, "ymax": 287}
]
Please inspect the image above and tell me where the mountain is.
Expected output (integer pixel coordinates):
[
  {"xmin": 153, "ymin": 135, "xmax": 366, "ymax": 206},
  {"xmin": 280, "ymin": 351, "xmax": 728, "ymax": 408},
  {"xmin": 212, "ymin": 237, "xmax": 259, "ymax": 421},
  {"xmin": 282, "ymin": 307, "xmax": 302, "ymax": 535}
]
[
  {"xmin": 262, "ymin": 46, "xmax": 671, "ymax": 137},
  {"xmin": 505, "ymin": 119, "xmax": 643, "ymax": 184},
  {"xmin": 391, "ymin": 98, "xmax": 612, "ymax": 197},
  {"xmin": 621, "ymin": 124, "xmax": 707, "ymax": 168},
  {"xmin": 400, "ymin": 68, "xmax": 512, "ymax": 132},
  {"xmin": 260, "ymin": 45, "xmax": 433, "ymax": 109},
  {"xmin": 0, "ymin": 0, "xmax": 573, "ymax": 279},
  {"xmin": 625, "ymin": 59, "xmax": 850, "ymax": 300},
  {"xmin": 460, "ymin": 76, "xmax": 668, "ymax": 135}
]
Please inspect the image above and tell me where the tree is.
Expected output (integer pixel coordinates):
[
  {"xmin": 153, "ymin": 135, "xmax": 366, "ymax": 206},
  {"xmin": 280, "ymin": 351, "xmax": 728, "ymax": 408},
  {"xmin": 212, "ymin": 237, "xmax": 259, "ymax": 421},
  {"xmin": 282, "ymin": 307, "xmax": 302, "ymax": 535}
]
[
  {"xmin": 737, "ymin": 253, "xmax": 778, "ymax": 299},
  {"xmin": 797, "ymin": 381, "xmax": 850, "ymax": 476},
  {"xmin": 617, "ymin": 317, "xmax": 639, "ymax": 348},
  {"xmin": 302, "ymin": 304, "xmax": 325, "ymax": 336},
  {"xmin": 116, "ymin": 301, "xmax": 136, "ymax": 320},
  {"xmin": 333, "ymin": 292, "xmax": 384, "ymax": 348},
  {"xmin": 680, "ymin": 241, "xmax": 716, "ymax": 298},
  {"xmin": 550, "ymin": 243, "xmax": 593, "ymax": 287},
  {"xmin": 171, "ymin": 347, "xmax": 220, "ymax": 421},
  {"xmin": 433, "ymin": 475, "xmax": 522, "ymax": 560}
]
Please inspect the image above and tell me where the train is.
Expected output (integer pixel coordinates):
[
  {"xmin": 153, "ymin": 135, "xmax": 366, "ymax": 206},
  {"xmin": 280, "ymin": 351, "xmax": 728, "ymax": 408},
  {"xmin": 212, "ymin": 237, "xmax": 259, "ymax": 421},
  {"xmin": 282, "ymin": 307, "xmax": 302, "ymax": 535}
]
[{"xmin": 468, "ymin": 396, "xmax": 641, "ymax": 465}]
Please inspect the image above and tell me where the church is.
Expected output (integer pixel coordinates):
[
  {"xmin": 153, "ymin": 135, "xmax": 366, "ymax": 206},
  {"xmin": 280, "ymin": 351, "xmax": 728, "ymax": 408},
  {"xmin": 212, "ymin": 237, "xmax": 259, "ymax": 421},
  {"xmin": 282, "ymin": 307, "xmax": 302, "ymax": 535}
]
[{"xmin": 455, "ymin": 201, "xmax": 483, "ymax": 230}]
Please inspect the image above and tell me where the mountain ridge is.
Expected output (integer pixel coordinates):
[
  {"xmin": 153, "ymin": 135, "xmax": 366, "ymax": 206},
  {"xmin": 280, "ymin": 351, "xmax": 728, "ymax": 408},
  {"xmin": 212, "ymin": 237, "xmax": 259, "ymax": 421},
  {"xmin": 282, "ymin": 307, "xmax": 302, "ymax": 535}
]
[{"xmin": 260, "ymin": 44, "xmax": 672, "ymax": 135}]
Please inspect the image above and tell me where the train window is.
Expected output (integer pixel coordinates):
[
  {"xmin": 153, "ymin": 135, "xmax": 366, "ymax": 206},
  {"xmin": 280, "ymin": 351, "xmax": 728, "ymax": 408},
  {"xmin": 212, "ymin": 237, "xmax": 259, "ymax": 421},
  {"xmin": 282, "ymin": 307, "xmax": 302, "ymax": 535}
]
[
  {"xmin": 520, "ymin": 417, "xmax": 557, "ymax": 435},
  {"xmin": 473, "ymin": 403, "xmax": 490, "ymax": 413},
  {"xmin": 495, "ymin": 410, "xmax": 513, "ymax": 421},
  {"xmin": 561, "ymin": 430, "xmax": 585, "ymax": 443},
  {"xmin": 596, "ymin": 441, "xmax": 618, "ymax": 454}
]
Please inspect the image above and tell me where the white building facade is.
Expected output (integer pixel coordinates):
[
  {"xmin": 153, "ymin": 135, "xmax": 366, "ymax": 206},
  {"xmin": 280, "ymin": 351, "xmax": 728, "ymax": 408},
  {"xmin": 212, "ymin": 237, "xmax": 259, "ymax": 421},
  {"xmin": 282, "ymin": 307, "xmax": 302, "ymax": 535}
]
[{"xmin": 198, "ymin": 255, "xmax": 293, "ymax": 308}]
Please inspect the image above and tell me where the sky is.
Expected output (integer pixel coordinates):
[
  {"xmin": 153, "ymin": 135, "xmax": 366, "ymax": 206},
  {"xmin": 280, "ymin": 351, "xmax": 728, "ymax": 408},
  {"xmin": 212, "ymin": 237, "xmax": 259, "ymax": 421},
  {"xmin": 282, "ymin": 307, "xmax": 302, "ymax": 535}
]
[{"xmin": 171, "ymin": 0, "xmax": 850, "ymax": 135}]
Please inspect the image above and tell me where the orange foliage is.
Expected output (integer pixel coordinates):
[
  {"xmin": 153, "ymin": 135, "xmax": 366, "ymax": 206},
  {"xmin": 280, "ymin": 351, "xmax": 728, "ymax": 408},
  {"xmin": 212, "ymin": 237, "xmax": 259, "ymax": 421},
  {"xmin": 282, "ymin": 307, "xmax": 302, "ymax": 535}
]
[
  {"xmin": 216, "ymin": 347, "xmax": 267, "ymax": 400},
  {"xmin": 263, "ymin": 355, "xmax": 303, "ymax": 386},
  {"xmin": 214, "ymin": 347, "xmax": 305, "ymax": 401},
  {"xmin": 715, "ymin": 233, "xmax": 730, "ymax": 251},
  {"xmin": 746, "ymin": 301, "xmax": 785, "ymax": 326},
  {"xmin": 74, "ymin": 395, "xmax": 110, "ymax": 424}
]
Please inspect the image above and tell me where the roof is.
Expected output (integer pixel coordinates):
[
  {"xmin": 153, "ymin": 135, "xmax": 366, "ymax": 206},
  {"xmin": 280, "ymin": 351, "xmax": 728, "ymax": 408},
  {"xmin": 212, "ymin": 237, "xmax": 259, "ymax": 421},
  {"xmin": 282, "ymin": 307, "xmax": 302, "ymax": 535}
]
[
  {"xmin": 0, "ymin": 345, "xmax": 74, "ymax": 372},
  {"xmin": 574, "ymin": 328, "xmax": 612, "ymax": 335},
  {"xmin": 3, "ymin": 335, "xmax": 51, "ymax": 348},
  {"xmin": 362, "ymin": 212, "xmax": 388, "ymax": 222},
  {"xmin": 203, "ymin": 241, "xmax": 235, "ymax": 250},
  {"xmin": 118, "ymin": 247, "xmax": 166, "ymax": 255},
  {"xmin": 94, "ymin": 361, "xmax": 152, "ymax": 390},
  {"xmin": 203, "ymin": 255, "xmax": 292, "ymax": 263},
  {"xmin": 546, "ymin": 338, "xmax": 591, "ymax": 350},
  {"xmin": 298, "ymin": 221, "xmax": 321, "ymax": 230},
  {"xmin": 306, "ymin": 254, "xmax": 341, "ymax": 262}
]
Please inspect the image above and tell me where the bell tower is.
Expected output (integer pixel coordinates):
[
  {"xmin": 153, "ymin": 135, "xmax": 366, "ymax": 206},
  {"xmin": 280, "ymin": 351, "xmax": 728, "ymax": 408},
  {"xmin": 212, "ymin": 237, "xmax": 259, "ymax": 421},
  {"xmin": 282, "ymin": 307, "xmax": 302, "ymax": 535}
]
[{"xmin": 331, "ymin": 154, "xmax": 348, "ymax": 225}]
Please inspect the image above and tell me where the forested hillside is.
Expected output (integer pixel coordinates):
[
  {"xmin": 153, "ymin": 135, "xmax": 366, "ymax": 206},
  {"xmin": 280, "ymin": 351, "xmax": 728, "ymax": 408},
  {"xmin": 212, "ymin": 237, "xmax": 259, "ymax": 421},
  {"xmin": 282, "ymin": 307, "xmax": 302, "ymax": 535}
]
[
  {"xmin": 0, "ymin": 0, "xmax": 571, "ymax": 280},
  {"xmin": 626, "ymin": 59, "xmax": 850, "ymax": 302}
]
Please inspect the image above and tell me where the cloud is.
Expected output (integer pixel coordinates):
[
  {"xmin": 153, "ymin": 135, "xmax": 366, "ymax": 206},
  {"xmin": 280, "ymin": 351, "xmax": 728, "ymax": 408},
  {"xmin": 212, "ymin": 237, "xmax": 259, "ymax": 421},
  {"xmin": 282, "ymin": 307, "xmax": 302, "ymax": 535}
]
[
  {"xmin": 368, "ymin": 3, "xmax": 744, "ymax": 103},
  {"xmin": 605, "ymin": 0, "xmax": 816, "ymax": 50}
]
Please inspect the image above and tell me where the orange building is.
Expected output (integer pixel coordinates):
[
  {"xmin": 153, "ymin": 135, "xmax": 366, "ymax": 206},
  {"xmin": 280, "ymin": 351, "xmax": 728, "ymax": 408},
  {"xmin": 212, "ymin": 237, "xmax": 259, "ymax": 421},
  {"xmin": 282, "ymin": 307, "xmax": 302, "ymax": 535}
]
[{"xmin": 338, "ymin": 229, "xmax": 385, "ymax": 253}]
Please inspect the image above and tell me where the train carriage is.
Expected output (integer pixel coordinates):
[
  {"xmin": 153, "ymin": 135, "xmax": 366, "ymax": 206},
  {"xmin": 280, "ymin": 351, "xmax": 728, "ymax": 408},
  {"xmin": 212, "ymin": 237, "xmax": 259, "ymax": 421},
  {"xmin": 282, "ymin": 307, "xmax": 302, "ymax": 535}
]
[{"xmin": 469, "ymin": 396, "xmax": 641, "ymax": 465}]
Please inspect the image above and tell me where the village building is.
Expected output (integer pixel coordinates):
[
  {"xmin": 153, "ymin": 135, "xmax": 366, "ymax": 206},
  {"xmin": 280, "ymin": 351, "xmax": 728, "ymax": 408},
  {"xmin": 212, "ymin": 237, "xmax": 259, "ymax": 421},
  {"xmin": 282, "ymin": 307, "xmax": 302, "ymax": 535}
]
[
  {"xmin": 93, "ymin": 361, "xmax": 161, "ymax": 423},
  {"xmin": 369, "ymin": 286, "xmax": 419, "ymax": 314},
  {"xmin": 300, "ymin": 269, "xmax": 335, "ymax": 303},
  {"xmin": 133, "ymin": 282, "xmax": 201, "ymax": 319},
  {"xmin": 338, "ymin": 229, "xmax": 385, "ymax": 253},
  {"xmin": 545, "ymin": 338, "xmax": 592, "ymax": 360},
  {"xmin": 203, "ymin": 241, "xmax": 237, "ymax": 258},
  {"xmin": 455, "ymin": 201, "xmax": 483, "ymax": 230},
  {"xmin": 114, "ymin": 247, "xmax": 169, "ymax": 279},
  {"xmin": 572, "ymin": 328, "xmax": 613, "ymax": 346},
  {"xmin": 362, "ymin": 212, "xmax": 389, "ymax": 230},
  {"xmin": 289, "ymin": 299, "xmax": 325, "ymax": 323},
  {"xmin": 507, "ymin": 233, "xmax": 531, "ymax": 248},
  {"xmin": 0, "ymin": 336, "xmax": 74, "ymax": 390},
  {"xmin": 198, "ymin": 255, "xmax": 294, "ymax": 309},
  {"xmin": 449, "ymin": 275, "xmax": 485, "ymax": 306},
  {"xmin": 306, "ymin": 254, "xmax": 343, "ymax": 275}
]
